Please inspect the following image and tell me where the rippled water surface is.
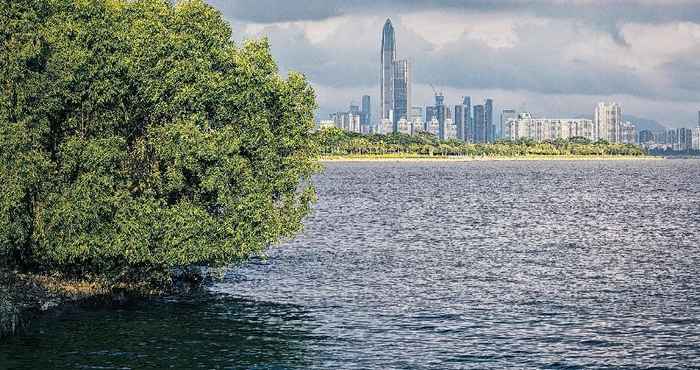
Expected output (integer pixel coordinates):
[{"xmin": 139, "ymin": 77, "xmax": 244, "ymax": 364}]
[{"xmin": 2, "ymin": 160, "xmax": 700, "ymax": 369}]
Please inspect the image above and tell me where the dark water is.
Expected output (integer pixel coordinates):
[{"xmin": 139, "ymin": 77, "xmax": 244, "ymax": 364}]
[{"xmin": 2, "ymin": 160, "xmax": 700, "ymax": 369}]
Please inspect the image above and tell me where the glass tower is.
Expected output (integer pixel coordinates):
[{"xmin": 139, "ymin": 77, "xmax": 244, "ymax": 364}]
[{"xmin": 380, "ymin": 19, "xmax": 396, "ymax": 124}]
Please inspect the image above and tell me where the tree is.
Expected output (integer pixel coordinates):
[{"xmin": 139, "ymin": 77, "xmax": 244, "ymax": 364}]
[{"xmin": 0, "ymin": 0, "xmax": 319, "ymax": 286}]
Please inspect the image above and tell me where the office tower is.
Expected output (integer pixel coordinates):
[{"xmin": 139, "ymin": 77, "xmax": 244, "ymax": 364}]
[
  {"xmin": 392, "ymin": 59, "xmax": 411, "ymax": 132},
  {"xmin": 473, "ymin": 105, "xmax": 486, "ymax": 143},
  {"xmin": 425, "ymin": 106, "xmax": 436, "ymax": 131},
  {"xmin": 484, "ymin": 99, "xmax": 494, "ymax": 142},
  {"xmin": 380, "ymin": 19, "xmax": 395, "ymax": 123},
  {"xmin": 361, "ymin": 95, "xmax": 371, "ymax": 127},
  {"xmin": 698, "ymin": 110, "xmax": 700, "ymax": 127},
  {"xmin": 349, "ymin": 104, "xmax": 360, "ymax": 115},
  {"xmin": 435, "ymin": 93, "xmax": 446, "ymax": 140},
  {"xmin": 410, "ymin": 106, "xmax": 423, "ymax": 134},
  {"xmin": 462, "ymin": 97, "xmax": 472, "ymax": 142},
  {"xmin": 454, "ymin": 105, "xmax": 464, "ymax": 140},
  {"xmin": 501, "ymin": 109, "xmax": 517, "ymax": 140},
  {"xmin": 595, "ymin": 102, "xmax": 622, "ymax": 142}
]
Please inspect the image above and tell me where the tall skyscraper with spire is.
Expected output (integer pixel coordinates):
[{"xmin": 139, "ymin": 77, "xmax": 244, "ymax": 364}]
[{"xmin": 380, "ymin": 19, "xmax": 396, "ymax": 125}]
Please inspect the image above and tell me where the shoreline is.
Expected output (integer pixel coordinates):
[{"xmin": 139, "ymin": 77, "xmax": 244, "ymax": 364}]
[
  {"xmin": 320, "ymin": 155, "xmax": 663, "ymax": 162},
  {"xmin": 0, "ymin": 270, "xmax": 203, "ymax": 339}
]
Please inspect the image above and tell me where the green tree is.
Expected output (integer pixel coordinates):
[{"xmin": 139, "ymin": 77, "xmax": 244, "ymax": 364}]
[{"xmin": 1, "ymin": 0, "xmax": 319, "ymax": 286}]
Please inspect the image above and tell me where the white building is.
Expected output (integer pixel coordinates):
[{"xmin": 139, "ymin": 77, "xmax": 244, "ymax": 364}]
[
  {"xmin": 426, "ymin": 118, "xmax": 439, "ymax": 137},
  {"xmin": 595, "ymin": 102, "xmax": 623, "ymax": 142},
  {"xmin": 444, "ymin": 118, "xmax": 457, "ymax": 140},
  {"xmin": 411, "ymin": 118, "xmax": 424, "ymax": 136},
  {"xmin": 620, "ymin": 121, "xmax": 637, "ymax": 144},
  {"xmin": 692, "ymin": 127, "xmax": 700, "ymax": 150},
  {"xmin": 379, "ymin": 118, "xmax": 393, "ymax": 135},
  {"xmin": 397, "ymin": 118, "xmax": 411, "ymax": 135},
  {"xmin": 504, "ymin": 113, "xmax": 596, "ymax": 142}
]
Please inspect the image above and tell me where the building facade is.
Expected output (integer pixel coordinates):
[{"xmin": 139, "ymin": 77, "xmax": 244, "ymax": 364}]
[
  {"xmin": 484, "ymin": 99, "xmax": 494, "ymax": 143},
  {"xmin": 504, "ymin": 113, "xmax": 596, "ymax": 142},
  {"xmin": 361, "ymin": 95, "xmax": 371, "ymax": 129},
  {"xmin": 473, "ymin": 105, "xmax": 486, "ymax": 143},
  {"xmin": 594, "ymin": 102, "xmax": 622, "ymax": 142},
  {"xmin": 380, "ymin": 19, "xmax": 395, "ymax": 124},
  {"xmin": 462, "ymin": 97, "xmax": 472, "ymax": 142},
  {"xmin": 454, "ymin": 105, "xmax": 464, "ymax": 140},
  {"xmin": 500, "ymin": 109, "xmax": 517, "ymax": 140},
  {"xmin": 392, "ymin": 59, "xmax": 411, "ymax": 130}
]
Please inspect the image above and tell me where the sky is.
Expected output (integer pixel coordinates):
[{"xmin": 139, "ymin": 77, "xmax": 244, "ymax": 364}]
[{"xmin": 205, "ymin": 0, "xmax": 700, "ymax": 128}]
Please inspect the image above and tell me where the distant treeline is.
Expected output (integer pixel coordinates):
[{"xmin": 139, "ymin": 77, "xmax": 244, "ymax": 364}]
[{"xmin": 316, "ymin": 128, "xmax": 646, "ymax": 157}]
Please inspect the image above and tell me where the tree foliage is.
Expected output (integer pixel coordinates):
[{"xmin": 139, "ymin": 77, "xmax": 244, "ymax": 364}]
[
  {"xmin": 316, "ymin": 128, "xmax": 645, "ymax": 157},
  {"xmin": 0, "ymin": 0, "xmax": 318, "ymax": 284}
]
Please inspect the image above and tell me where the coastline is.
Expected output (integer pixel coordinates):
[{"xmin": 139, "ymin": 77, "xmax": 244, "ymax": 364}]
[{"xmin": 320, "ymin": 154, "xmax": 663, "ymax": 162}]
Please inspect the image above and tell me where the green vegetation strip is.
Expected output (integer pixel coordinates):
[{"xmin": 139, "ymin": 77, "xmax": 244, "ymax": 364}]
[{"xmin": 315, "ymin": 128, "xmax": 646, "ymax": 157}]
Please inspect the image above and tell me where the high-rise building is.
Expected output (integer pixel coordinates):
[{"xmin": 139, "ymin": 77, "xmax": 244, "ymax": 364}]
[
  {"xmin": 639, "ymin": 130, "xmax": 655, "ymax": 145},
  {"xmin": 462, "ymin": 97, "xmax": 472, "ymax": 142},
  {"xmin": 361, "ymin": 95, "xmax": 371, "ymax": 127},
  {"xmin": 435, "ymin": 93, "xmax": 446, "ymax": 140},
  {"xmin": 504, "ymin": 114, "xmax": 595, "ymax": 142},
  {"xmin": 380, "ymin": 19, "xmax": 395, "ymax": 123},
  {"xmin": 620, "ymin": 121, "xmax": 637, "ymax": 144},
  {"xmin": 692, "ymin": 127, "xmax": 700, "ymax": 150},
  {"xmin": 500, "ymin": 109, "xmax": 517, "ymax": 140},
  {"xmin": 410, "ymin": 106, "xmax": 423, "ymax": 123},
  {"xmin": 694, "ymin": 112, "xmax": 700, "ymax": 150},
  {"xmin": 594, "ymin": 102, "xmax": 622, "ymax": 142},
  {"xmin": 392, "ymin": 59, "xmax": 411, "ymax": 131},
  {"xmin": 409, "ymin": 106, "xmax": 423, "ymax": 134},
  {"xmin": 454, "ymin": 105, "xmax": 464, "ymax": 141},
  {"xmin": 425, "ymin": 106, "xmax": 436, "ymax": 130},
  {"xmin": 484, "ymin": 99, "xmax": 494, "ymax": 143},
  {"xmin": 473, "ymin": 105, "xmax": 486, "ymax": 143}
]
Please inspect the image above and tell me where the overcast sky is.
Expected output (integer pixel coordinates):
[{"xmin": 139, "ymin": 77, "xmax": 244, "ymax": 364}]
[{"xmin": 206, "ymin": 0, "xmax": 700, "ymax": 128}]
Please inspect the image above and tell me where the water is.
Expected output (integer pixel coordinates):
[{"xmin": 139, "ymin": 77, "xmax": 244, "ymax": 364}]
[{"xmin": 2, "ymin": 160, "xmax": 700, "ymax": 369}]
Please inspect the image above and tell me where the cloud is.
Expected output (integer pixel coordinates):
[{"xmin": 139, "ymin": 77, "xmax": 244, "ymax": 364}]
[{"xmin": 207, "ymin": 0, "xmax": 700, "ymax": 127}]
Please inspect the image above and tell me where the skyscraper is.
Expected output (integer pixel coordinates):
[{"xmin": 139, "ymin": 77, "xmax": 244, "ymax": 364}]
[
  {"xmin": 425, "ymin": 106, "xmax": 436, "ymax": 131},
  {"xmin": 595, "ymin": 102, "xmax": 622, "ymax": 142},
  {"xmin": 501, "ymin": 109, "xmax": 517, "ymax": 140},
  {"xmin": 361, "ymin": 95, "xmax": 371, "ymax": 128},
  {"xmin": 392, "ymin": 59, "xmax": 411, "ymax": 131},
  {"xmin": 454, "ymin": 105, "xmax": 464, "ymax": 140},
  {"xmin": 485, "ymin": 99, "xmax": 494, "ymax": 143},
  {"xmin": 473, "ymin": 105, "xmax": 486, "ymax": 143},
  {"xmin": 435, "ymin": 93, "xmax": 446, "ymax": 140},
  {"xmin": 462, "ymin": 97, "xmax": 472, "ymax": 142},
  {"xmin": 380, "ymin": 19, "xmax": 395, "ymax": 123}
]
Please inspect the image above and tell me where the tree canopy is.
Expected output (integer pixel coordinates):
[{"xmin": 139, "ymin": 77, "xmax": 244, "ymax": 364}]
[
  {"xmin": 0, "ymin": 0, "xmax": 319, "ymax": 285},
  {"xmin": 316, "ymin": 128, "xmax": 645, "ymax": 157}
]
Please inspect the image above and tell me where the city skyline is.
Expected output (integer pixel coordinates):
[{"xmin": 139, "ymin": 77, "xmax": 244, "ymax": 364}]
[{"xmin": 207, "ymin": 0, "xmax": 700, "ymax": 128}]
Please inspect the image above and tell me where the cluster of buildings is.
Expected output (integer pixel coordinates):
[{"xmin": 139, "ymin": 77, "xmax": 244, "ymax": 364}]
[
  {"xmin": 318, "ymin": 19, "xmax": 700, "ymax": 151},
  {"xmin": 503, "ymin": 103, "xmax": 637, "ymax": 144},
  {"xmin": 322, "ymin": 19, "xmax": 497, "ymax": 143},
  {"xmin": 639, "ymin": 113, "xmax": 700, "ymax": 152}
]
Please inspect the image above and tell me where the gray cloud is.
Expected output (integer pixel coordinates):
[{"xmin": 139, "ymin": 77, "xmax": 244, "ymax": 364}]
[{"xmin": 206, "ymin": 0, "xmax": 700, "ymax": 127}]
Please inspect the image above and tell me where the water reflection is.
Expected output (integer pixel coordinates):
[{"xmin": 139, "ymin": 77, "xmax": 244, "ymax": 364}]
[{"xmin": 0, "ymin": 293, "xmax": 316, "ymax": 369}]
